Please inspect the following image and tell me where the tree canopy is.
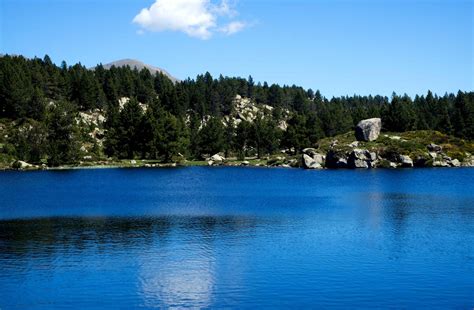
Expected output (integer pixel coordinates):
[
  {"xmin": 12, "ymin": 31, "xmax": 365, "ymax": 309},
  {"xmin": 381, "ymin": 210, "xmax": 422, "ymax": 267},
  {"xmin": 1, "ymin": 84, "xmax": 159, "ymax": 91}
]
[{"xmin": 1, "ymin": 54, "xmax": 473, "ymax": 166}]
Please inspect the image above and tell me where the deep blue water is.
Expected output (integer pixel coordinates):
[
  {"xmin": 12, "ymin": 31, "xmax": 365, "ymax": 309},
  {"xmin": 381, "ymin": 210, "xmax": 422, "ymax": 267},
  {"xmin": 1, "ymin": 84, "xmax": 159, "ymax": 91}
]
[{"xmin": 0, "ymin": 167, "xmax": 473, "ymax": 309}]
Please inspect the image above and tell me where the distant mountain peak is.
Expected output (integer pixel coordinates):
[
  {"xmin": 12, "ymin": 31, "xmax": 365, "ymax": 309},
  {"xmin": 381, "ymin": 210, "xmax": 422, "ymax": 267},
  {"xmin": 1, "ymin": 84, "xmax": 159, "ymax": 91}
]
[{"xmin": 100, "ymin": 59, "xmax": 179, "ymax": 83}]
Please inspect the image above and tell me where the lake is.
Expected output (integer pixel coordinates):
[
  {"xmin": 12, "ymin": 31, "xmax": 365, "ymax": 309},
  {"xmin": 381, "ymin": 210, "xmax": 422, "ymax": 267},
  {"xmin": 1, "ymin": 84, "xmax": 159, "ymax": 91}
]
[{"xmin": 0, "ymin": 167, "xmax": 473, "ymax": 309}]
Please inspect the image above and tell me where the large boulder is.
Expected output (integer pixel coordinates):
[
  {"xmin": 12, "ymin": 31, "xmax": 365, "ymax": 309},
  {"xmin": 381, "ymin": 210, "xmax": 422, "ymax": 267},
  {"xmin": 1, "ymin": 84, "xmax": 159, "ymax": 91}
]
[{"xmin": 355, "ymin": 118, "xmax": 382, "ymax": 142}]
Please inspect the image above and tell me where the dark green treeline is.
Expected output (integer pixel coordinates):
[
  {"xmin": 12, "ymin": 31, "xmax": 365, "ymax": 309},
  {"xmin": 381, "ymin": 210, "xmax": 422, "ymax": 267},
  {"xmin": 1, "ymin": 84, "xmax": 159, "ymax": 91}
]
[{"xmin": 1, "ymin": 55, "xmax": 473, "ymax": 165}]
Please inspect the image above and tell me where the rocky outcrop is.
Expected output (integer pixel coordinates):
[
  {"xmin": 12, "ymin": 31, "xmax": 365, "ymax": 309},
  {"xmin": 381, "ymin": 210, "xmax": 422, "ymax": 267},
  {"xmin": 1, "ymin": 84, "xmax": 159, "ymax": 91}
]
[
  {"xmin": 355, "ymin": 118, "xmax": 382, "ymax": 142},
  {"xmin": 347, "ymin": 149, "xmax": 377, "ymax": 169}
]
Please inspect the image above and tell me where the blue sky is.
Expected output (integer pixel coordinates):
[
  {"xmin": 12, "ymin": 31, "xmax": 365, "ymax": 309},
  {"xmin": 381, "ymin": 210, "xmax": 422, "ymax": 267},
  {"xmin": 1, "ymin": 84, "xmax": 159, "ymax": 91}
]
[{"xmin": 1, "ymin": 0, "xmax": 472, "ymax": 97}]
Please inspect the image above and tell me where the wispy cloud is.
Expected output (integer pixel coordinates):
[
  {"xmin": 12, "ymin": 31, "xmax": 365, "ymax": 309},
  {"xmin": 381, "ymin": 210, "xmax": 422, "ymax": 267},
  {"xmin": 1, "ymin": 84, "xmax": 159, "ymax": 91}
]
[
  {"xmin": 219, "ymin": 21, "xmax": 246, "ymax": 36},
  {"xmin": 133, "ymin": 0, "xmax": 247, "ymax": 40}
]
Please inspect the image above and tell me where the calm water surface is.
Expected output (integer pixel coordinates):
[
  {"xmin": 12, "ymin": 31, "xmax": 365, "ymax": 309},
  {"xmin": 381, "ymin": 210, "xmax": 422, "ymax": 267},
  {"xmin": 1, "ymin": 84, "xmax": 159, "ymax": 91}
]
[{"xmin": 0, "ymin": 167, "xmax": 473, "ymax": 309}]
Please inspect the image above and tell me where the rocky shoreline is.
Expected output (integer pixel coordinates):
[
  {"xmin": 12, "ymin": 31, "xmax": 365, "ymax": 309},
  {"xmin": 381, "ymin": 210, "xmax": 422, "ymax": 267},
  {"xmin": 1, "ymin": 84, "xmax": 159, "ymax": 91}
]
[{"xmin": 3, "ymin": 119, "xmax": 474, "ymax": 172}]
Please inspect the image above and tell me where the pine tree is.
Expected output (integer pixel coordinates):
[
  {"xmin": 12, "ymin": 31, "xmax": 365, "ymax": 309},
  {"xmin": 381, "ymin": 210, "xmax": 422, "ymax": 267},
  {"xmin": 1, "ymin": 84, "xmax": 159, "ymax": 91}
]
[
  {"xmin": 195, "ymin": 117, "xmax": 225, "ymax": 157},
  {"xmin": 47, "ymin": 100, "xmax": 80, "ymax": 166},
  {"xmin": 116, "ymin": 98, "xmax": 143, "ymax": 158}
]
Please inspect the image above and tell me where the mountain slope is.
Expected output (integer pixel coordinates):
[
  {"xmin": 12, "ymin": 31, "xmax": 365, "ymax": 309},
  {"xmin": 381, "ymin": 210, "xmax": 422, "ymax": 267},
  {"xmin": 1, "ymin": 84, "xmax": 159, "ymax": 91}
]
[{"xmin": 100, "ymin": 59, "xmax": 179, "ymax": 83}]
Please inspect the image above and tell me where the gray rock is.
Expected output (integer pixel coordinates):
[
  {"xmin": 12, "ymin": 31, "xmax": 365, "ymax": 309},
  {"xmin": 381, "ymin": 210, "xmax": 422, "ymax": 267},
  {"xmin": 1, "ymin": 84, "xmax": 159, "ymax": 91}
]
[
  {"xmin": 368, "ymin": 152, "xmax": 377, "ymax": 161},
  {"xmin": 355, "ymin": 118, "xmax": 382, "ymax": 141},
  {"xmin": 303, "ymin": 154, "xmax": 322, "ymax": 169},
  {"xmin": 348, "ymin": 149, "xmax": 367, "ymax": 168},
  {"xmin": 389, "ymin": 162, "xmax": 398, "ymax": 169},
  {"xmin": 313, "ymin": 153, "xmax": 325, "ymax": 165},
  {"xmin": 352, "ymin": 159, "xmax": 369, "ymax": 169},
  {"xmin": 432, "ymin": 160, "xmax": 449, "ymax": 167},
  {"xmin": 15, "ymin": 160, "xmax": 34, "ymax": 169},
  {"xmin": 241, "ymin": 160, "xmax": 250, "ymax": 166},
  {"xmin": 450, "ymin": 159, "xmax": 461, "ymax": 167},
  {"xmin": 348, "ymin": 149, "xmax": 378, "ymax": 168},
  {"xmin": 399, "ymin": 155, "xmax": 413, "ymax": 167},
  {"xmin": 210, "ymin": 154, "xmax": 225, "ymax": 162},
  {"xmin": 352, "ymin": 149, "xmax": 368, "ymax": 160},
  {"xmin": 462, "ymin": 156, "xmax": 474, "ymax": 167}
]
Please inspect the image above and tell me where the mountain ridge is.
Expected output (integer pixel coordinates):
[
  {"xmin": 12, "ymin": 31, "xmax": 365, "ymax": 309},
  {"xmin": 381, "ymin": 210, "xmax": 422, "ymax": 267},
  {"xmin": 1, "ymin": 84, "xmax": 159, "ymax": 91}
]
[{"xmin": 99, "ymin": 58, "xmax": 179, "ymax": 83}]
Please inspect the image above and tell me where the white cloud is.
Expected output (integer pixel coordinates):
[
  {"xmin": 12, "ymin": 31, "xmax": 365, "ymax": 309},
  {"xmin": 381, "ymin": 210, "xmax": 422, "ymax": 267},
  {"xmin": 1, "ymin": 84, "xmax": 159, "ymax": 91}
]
[
  {"xmin": 219, "ymin": 21, "xmax": 246, "ymax": 36},
  {"xmin": 133, "ymin": 0, "xmax": 246, "ymax": 39}
]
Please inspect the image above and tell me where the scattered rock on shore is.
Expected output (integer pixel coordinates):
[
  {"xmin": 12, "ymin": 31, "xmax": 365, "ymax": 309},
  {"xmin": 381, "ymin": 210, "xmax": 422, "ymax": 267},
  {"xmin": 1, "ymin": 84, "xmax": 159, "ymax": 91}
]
[
  {"xmin": 302, "ymin": 154, "xmax": 322, "ymax": 169},
  {"xmin": 399, "ymin": 155, "xmax": 414, "ymax": 167},
  {"xmin": 302, "ymin": 148, "xmax": 325, "ymax": 169}
]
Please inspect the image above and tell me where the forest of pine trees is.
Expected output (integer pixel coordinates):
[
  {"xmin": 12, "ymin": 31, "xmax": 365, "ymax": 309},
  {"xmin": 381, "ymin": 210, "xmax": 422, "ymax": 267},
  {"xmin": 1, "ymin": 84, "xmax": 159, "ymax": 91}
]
[{"xmin": 1, "ymin": 54, "xmax": 473, "ymax": 166}]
